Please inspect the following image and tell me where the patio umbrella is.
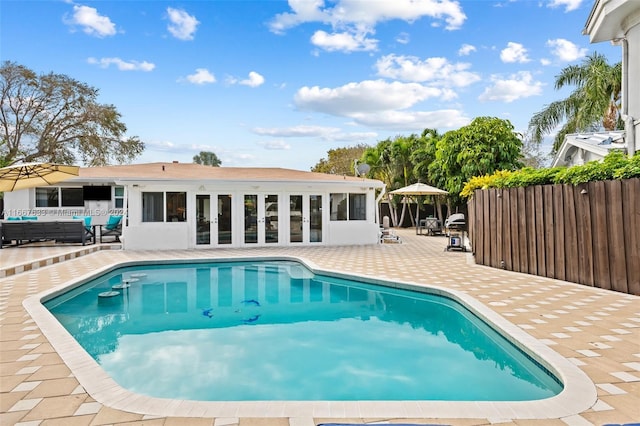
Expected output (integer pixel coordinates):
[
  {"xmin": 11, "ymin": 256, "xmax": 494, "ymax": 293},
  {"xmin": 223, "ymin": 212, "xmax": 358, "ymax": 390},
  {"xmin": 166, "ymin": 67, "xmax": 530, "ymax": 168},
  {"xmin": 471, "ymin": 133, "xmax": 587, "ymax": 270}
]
[
  {"xmin": 0, "ymin": 162, "xmax": 80, "ymax": 192},
  {"xmin": 389, "ymin": 182, "xmax": 449, "ymax": 231}
]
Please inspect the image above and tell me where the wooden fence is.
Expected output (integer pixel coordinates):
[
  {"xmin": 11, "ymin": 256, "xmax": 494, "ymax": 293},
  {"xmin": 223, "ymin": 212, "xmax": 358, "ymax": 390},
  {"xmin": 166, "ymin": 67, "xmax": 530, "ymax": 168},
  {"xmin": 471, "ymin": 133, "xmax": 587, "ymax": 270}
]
[{"xmin": 467, "ymin": 178, "xmax": 640, "ymax": 295}]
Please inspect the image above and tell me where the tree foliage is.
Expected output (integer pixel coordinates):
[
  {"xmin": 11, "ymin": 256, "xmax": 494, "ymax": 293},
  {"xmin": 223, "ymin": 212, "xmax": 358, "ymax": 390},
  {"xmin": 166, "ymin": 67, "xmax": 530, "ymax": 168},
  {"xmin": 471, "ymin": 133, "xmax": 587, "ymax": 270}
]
[
  {"xmin": 311, "ymin": 144, "xmax": 368, "ymax": 174},
  {"xmin": 528, "ymin": 52, "xmax": 622, "ymax": 151},
  {"xmin": 0, "ymin": 61, "xmax": 144, "ymax": 166},
  {"xmin": 193, "ymin": 151, "xmax": 222, "ymax": 166},
  {"xmin": 429, "ymin": 117, "xmax": 523, "ymax": 206}
]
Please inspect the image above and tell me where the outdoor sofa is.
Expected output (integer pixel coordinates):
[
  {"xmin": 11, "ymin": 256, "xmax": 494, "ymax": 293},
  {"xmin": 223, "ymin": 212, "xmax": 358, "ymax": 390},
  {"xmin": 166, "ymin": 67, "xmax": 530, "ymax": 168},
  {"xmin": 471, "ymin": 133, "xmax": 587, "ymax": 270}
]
[{"xmin": 0, "ymin": 219, "xmax": 94, "ymax": 248}]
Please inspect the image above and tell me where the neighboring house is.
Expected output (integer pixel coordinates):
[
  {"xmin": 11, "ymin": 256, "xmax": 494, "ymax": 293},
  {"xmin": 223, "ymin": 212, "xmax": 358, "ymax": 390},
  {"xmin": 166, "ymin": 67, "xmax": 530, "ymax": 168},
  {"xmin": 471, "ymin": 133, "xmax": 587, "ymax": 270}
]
[
  {"xmin": 551, "ymin": 130, "xmax": 626, "ymax": 167},
  {"xmin": 2, "ymin": 162, "xmax": 385, "ymax": 249},
  {"xmin": 584, "ymin": 0, "xmax": 640, "ymax": 157}
]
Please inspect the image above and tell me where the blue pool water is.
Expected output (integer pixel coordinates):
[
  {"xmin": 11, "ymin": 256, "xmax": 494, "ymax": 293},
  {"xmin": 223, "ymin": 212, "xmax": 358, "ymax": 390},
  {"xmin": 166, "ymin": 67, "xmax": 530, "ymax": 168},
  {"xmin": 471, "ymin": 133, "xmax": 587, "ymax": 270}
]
[{"xmin": 44, "ymin": 260, "xmax": 563, "ymax": 401}]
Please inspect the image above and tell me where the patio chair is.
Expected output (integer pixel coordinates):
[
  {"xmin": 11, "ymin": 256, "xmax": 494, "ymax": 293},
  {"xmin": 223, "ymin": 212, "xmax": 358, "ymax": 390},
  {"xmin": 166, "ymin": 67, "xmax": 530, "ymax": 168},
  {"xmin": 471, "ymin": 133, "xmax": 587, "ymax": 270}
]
[
  {"xmin": 73, "ymin": 215, "xmax": 96, "ymax": 243},
  {"xmin": 100, "ymin": 215, "xmax": 122, "ymax": 243}
]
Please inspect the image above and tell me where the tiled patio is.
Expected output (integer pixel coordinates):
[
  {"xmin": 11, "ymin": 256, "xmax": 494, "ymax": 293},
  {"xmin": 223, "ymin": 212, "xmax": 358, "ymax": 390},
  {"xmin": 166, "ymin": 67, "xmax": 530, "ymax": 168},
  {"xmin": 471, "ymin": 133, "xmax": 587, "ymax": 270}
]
[{"xmin": 1, "ymin": 229, "xmax": 638, "ymax": 425}]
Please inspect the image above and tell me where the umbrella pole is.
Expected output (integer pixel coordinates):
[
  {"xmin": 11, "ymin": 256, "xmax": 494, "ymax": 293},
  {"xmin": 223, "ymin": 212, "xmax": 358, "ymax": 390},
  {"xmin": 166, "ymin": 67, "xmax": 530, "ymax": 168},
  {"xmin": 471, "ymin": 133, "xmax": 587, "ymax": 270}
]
[{"xmin": 415, "ymin": 196, "xmax": 421, "ymax": 234}]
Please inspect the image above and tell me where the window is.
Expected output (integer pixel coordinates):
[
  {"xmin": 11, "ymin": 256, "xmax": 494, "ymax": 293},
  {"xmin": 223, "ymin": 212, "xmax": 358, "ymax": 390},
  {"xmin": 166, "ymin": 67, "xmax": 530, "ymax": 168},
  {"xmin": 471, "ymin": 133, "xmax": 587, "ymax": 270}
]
[
  {"xmin": 142, "ymin": 191, "xmax": 187, "ymax": 222},
  {"xmin": 35, "ymin": 188, "xmax": 59, "ymax": 207},
  {"xmin": 35, "ymin": 187, "xmax": 83, "ymax": 207},
  {"xmin": 349, "ymin": 193, "xmax": 366, "ymax": 220},
  {"xmin": 114, "ymin": 186, "xmax": 124, "ymax": 208},
  {"xmin": 166, "ymin": 192, "xmax": 187, "ymax": 222},
  {"xmin": 330, "ymin": 193, "xmax": 365, "ymax": 221},
  {"xmin": 329, "ymin": 193, "xmax": 347, "ymax": 221},
  {"xmin": 142, "ymin": 192, "xmax": 164, "ymax": 222},
  {"xmin": 61, "ymin": 188, "xmax": 84, "ymax": 207}
]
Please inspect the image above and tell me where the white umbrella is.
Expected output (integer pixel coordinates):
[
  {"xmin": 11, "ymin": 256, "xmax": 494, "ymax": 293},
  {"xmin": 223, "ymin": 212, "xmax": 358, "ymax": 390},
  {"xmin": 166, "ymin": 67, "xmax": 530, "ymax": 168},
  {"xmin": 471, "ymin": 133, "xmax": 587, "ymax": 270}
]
[
  {"xmin": 0, "ymin": 162, "xmax": 80, "ymax": 192},
  {"xmin": 390, "ymin": 182, "xmax": 449, "ymax": 231},
  {"xmin": 389, "ymin": 182, "xmax": 449, "ymax": 196}
]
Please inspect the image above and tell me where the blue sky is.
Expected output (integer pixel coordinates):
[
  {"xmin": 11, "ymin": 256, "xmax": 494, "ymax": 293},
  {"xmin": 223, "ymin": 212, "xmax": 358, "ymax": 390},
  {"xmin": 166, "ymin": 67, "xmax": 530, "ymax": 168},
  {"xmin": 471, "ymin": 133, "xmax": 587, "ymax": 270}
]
[{"xmin": 1, "ymin": 0, "xmax": 621, "ymax": 170}]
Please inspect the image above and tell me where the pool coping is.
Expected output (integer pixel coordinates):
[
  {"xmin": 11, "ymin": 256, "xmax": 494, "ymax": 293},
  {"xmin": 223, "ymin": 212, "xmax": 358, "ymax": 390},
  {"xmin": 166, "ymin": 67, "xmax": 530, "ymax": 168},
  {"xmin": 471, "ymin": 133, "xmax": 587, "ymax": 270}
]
[{"xmin": 22, "ymin": 254, "xmax": 598, "ymax": 419}]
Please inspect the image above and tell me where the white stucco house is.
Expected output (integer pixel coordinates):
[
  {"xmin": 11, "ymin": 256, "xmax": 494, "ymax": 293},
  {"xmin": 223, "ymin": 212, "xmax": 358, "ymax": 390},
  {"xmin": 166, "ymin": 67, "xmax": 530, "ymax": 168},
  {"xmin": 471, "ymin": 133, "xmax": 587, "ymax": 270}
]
[
  {"xmin": 551, "ymin": 130, "xmax": 626, "ymax": 167},
  {"xmin": 2, "ymin": 162, "xmax": 386, "ymax": 250},
  {"xmin": 584, "ymin": 0, "xmax": 640, "ymax": 157}
]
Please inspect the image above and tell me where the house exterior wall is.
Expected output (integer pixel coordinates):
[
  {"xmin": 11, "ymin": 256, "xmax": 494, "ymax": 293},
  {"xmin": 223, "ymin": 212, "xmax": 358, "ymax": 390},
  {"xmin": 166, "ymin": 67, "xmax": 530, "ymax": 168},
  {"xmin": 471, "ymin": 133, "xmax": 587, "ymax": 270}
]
[
  {"xmin": 585, "ymin": 0, "xmax": 640, "ymax": 156},
  {"xmin": 627, "ymin": 22, "xmax": 640, "ymax": 143},
  {"xmin": 2, "ymin": 185, "xmax": 119, "ymax": 225},
  {"xmin": 122, "ymin": 181, "xmax": 381, "ymax": 249},
  {"xmin": 3, "ymin": 178, "xmax": 382, "ymax": 249}
]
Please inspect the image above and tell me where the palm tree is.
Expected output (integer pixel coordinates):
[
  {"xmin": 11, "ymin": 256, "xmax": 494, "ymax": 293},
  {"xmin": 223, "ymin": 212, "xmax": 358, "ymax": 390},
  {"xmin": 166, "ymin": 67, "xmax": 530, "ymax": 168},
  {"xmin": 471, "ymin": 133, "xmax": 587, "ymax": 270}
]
[{"xmin": 528, "ymin": 52, "xmax": 622, "ymax": 151}]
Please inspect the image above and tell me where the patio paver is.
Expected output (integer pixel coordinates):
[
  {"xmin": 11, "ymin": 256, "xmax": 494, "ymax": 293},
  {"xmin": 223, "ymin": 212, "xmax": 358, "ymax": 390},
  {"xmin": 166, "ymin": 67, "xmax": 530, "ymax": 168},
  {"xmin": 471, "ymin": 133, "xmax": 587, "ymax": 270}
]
[{"xmin": 0, "ymin": 229, "xmax": 638, "ymax": 425}]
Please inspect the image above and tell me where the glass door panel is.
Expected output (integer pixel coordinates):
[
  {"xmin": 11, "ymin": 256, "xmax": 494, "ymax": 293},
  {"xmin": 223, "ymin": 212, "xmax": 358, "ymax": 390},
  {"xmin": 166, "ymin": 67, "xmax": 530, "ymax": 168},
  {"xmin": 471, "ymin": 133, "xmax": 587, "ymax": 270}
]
[
  {"xmin": 265, "ymin": 194, "xmax": 279, "ymax": 244},
  {"xmin": 196, "ymin": 195, "xmax": 210, "ymax": 245},
  {"xmin": 244, "ymin": 195, "xmax": 258, "ymax": 244},
  {"xmin": 290, "ymin": 195, "xmax": 303, "ymax": 243},
  {"xmin": 218, "ymin": 195, "xmax": 232, "ymax": 245},
  {"xmin": 310, "ymin": 195, "xmax": 322, "ymax": 243}
]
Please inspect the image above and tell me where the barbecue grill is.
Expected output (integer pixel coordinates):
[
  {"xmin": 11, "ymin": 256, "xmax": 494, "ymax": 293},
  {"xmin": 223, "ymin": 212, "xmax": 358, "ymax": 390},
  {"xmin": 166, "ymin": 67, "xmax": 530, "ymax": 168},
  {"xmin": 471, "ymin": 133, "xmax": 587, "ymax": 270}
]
[{"xmin": 445, "ymin": 213, "xmax": 466, "ymax": 251}]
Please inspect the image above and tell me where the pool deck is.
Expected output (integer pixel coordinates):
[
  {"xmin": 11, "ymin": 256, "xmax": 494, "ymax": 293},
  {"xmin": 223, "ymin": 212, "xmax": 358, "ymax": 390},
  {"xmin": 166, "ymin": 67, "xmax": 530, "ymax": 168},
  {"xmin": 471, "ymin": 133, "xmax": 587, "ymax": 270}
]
[{"xmin": 1, "ymin": 229, "xmax": 638, "ymax": 426}]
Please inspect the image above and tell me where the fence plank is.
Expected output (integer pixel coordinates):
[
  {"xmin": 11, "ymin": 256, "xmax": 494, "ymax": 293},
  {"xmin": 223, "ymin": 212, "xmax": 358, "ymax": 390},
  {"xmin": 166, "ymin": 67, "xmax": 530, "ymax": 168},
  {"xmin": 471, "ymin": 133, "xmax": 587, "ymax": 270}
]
[
  {"xmin": 495, "ymin": 189, "xmax": 503, "ymax": 269},
  {"xmin": 509, "ymin": 188, "xmax": 520, "ymax": 272},
  {"xmin": 489, "ymin": 189, "xmax": 499, "ymax": 268},
  {"xmin": 575, "ymin": 183, "xmax": 594, "ymax": 286},
  {"xmin": 483, "ymin": 189, "xmax": 491, "ymax": 264},
  {"xmin": 468, "ymin": 196, "xmax": 476, "ymax": 254},
  {"xmin": 563, "ymin": 185, "xmax": 580, "ymax": 284},
  {"xmin": 534, "ymin": 185, "xmax": 546, "ymax": 277},
  {"xmin": 606, "ymin": 180, "xmax": 628, "ymax": 293},
  {"xmin": 589, "ymin": 181, "xmax": 611, "ymax": 290},
  {"xmin": 474, "ymin": 190, "xmax": 484, "ymax": 264},
  {"xmin": 543, "ymin": 185, "xmax": 555, "ymax": 279},
  {"xmin": 525, "ymin": 186, "xmax": 537, "ymax": 275},
  {"xmin": 553, "ymin": 185, "xmax": 566, "ymax": 281},
  {"xmin": 502, "ymin": 189, "xmax": 512, "ymax": 270},
  {"xmin": 622, "ymin": 178, "xmax": 640, "ymax": 295},
  {"xmin": 517, "ymin": 187, "xmax": 528, "ymax": 273}
]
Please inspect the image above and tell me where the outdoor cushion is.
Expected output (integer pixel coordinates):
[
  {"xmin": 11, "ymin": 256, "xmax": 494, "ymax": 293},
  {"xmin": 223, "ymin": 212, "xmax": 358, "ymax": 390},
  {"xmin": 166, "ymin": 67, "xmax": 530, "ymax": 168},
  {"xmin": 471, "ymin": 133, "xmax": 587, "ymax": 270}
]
[
  {"xmin": 21, "ymin": 216, "xmax": 38, "ymax": 220},
  {"xmin": 105, "ymin": 215, "xmax": 122, "ymax": 230},
  {"xmin": 73, "ymin": 215, "xmax": 92, "ymax": 230}
]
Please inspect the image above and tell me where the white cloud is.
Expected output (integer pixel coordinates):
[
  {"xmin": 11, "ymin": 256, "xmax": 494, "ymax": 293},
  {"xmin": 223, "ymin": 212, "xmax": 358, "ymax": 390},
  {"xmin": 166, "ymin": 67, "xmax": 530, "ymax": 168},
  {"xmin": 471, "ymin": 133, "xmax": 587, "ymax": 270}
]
[
  {"xmin": 458, "ymin": 43, "xmax": 476, "ymax": 56},
  {"xmin": 167, "ymin": 7, "xmax": 199, "ymax": 40},
  {"xmin": 87, "ymin": 57, "xmax": 155, "ymax": 71},
  {"xmin": 184, "ymin": 68, "xmax": 216, "ymax": 85},
  {"xmin": 352, "ymin": 109, "xmax": 469, "ymax": 130},
  {"xmin": 478, "ymin": 71, "xmax": 543, "ymax": 103},
  {"xmin": 291, "ymin": 80, "xmax": 469, "ymax": 130},
  {"xmin": 547, "ymin": 0, "xmax": 583, "ymax": 12},
  {"xmin": 240, "ymin": 72, "xmax": 265, "ymax": 87},
  {"xmin": 547, "ymin": 38, "xmax": 587, "ymax": 62},
  {"xmin": 311, "ymin": 30, "xmax": 378, "ymax": 52},
  {"xmin": 253, "ymin": 125, "xmax": 340, "ymax": 137},
  {"xmin": 67, "ymin": 5, "xmax": 116, "ymax": 37},
  {"xmin": 252, "ymin": 125, "xmax": 378, "ymax": 142},
  {"xmin": 540, "ymin": 58, "xmax": 552, "ymax": 66},
  {"xmin": 374, "ymin": 54, "xmax": 480, "ymax": 88},
  {"xmin": 269, "ymin": 0, "xmax": 467, "ymax": 54},
  {"xmin": 294, "ymin": 79, "xmax": 450, "ymax": 116},
  {"xmin": 261, "ymin": 140, "xmax": 291, "ymax": 150},
  {"xmin": 500, "ymin": 42, "xmax": 530, "ymax": 63},
  {"xmin": 396, "ymin": 32, "xmax": 410, "ymax": 44}
]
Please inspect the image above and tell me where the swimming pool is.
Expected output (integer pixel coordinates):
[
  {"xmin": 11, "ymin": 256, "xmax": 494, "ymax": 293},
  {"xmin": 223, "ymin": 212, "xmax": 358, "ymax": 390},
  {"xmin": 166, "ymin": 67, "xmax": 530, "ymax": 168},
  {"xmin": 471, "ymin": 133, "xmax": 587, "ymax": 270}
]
[{"xmin": 25, "ymin": 259, "xmax": 589, "ymax": 418}]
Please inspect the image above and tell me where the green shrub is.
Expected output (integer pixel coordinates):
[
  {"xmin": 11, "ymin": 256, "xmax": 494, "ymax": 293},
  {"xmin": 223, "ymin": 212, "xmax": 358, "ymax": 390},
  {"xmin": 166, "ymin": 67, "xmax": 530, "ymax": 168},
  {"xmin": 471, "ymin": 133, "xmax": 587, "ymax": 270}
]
[{"xmin": 461, "ymin": 150, "xmax": 639, "ymax": 198}]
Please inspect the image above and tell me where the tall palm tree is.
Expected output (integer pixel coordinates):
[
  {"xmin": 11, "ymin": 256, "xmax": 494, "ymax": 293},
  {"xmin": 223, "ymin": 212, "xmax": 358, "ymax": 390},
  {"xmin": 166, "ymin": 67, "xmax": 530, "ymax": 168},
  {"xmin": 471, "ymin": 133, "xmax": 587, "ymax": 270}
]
[{"xmin": 528, "ymin": 52, "xmax": 622, "ymax": 151}]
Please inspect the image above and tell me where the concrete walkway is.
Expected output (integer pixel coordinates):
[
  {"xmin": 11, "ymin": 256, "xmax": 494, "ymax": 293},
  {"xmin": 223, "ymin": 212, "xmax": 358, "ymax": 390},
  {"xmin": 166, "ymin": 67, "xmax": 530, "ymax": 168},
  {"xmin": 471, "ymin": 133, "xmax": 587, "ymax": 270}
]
[{"xmin": 1, "ymin": 229, "xmax": 638, "ymax": 425}]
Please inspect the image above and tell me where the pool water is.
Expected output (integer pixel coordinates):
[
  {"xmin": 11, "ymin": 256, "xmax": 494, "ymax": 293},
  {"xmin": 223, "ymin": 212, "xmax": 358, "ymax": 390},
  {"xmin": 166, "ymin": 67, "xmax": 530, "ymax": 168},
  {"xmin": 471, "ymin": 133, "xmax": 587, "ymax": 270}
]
[{"xmin": 45, "ymin": 260, "xmax": 563, "ymax": 401}]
